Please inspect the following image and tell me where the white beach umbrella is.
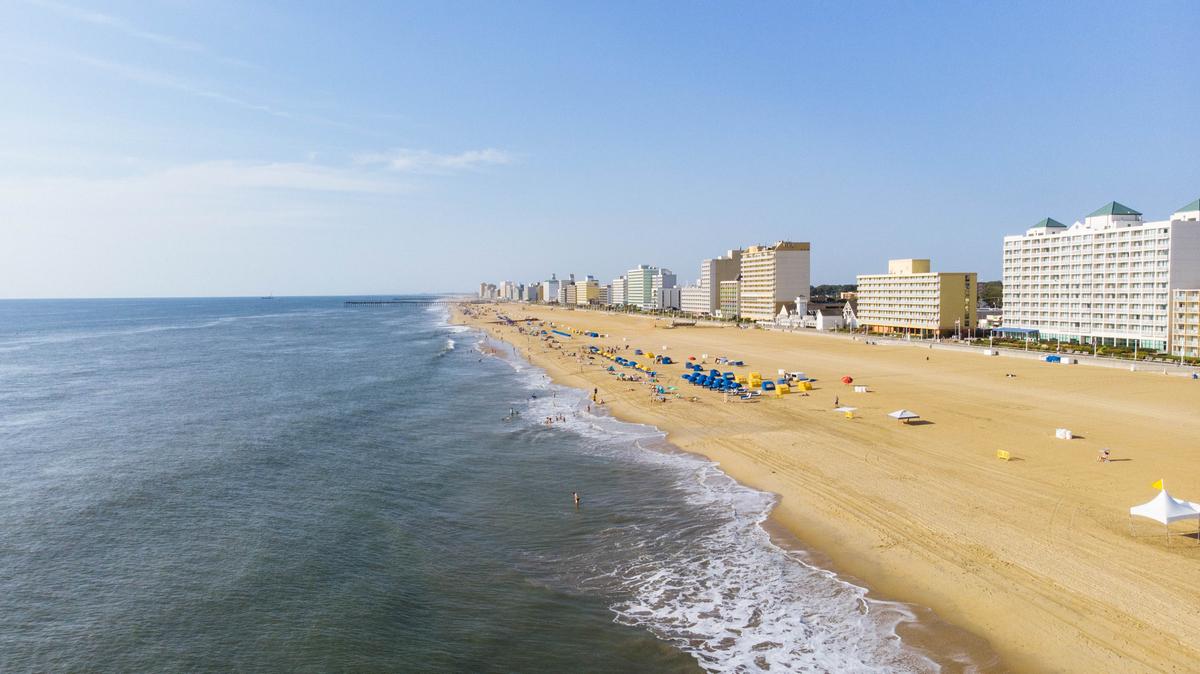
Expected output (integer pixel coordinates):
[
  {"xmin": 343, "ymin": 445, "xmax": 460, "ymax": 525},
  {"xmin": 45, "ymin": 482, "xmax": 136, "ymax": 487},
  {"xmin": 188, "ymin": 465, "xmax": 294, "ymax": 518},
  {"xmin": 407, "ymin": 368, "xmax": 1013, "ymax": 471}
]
[
  {"xmin": 888, "ymin": 409, "xmax": 920, "ymax": 422},
  {"xmin": 833, "ymin": 407, "xmax": 857, "ymax": 413}
]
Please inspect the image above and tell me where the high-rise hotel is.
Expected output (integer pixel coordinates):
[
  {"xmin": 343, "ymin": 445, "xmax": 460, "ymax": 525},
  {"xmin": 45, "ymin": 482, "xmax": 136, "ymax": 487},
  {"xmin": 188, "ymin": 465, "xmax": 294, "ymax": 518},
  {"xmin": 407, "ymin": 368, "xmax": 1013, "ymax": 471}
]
[
  {"xmin": 738, "ymin": 241, "xmax": 811, "ymax": 321},
  {"xmin": 856, "ymin": 259, "xmax": 977, "ymax": 337},
  {"xmin": 1002, "ymin": 199, "xmax": 1200, "ymax": 351}
]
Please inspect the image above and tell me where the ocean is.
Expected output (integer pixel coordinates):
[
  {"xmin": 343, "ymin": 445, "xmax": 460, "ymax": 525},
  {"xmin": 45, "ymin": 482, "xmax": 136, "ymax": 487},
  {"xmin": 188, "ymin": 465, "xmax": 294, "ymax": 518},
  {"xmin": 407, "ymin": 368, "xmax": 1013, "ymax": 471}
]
[{"xmin": 0, "ymin": 297, "xmax": 973, "ymax": 672}]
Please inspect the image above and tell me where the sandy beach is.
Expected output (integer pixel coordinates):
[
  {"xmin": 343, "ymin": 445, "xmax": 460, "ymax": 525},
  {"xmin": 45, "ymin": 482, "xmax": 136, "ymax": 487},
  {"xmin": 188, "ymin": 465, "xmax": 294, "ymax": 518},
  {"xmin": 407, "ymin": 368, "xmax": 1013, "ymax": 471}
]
[{"xmin": 455, "ymin": 303, "xmax": 1200, "ymax": 673}]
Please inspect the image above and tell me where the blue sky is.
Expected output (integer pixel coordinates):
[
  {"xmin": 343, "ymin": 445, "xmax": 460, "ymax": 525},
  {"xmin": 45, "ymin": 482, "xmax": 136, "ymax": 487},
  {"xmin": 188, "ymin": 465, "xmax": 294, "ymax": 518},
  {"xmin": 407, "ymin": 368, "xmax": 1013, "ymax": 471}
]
[{"xmin": 2, "ymin": 1, "xmax": 1197, "ymax": 297}]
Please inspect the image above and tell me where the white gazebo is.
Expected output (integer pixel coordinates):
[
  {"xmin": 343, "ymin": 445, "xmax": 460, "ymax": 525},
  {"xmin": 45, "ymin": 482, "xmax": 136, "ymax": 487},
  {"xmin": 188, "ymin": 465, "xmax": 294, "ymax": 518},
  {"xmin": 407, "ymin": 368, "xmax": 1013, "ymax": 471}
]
[{"xmin": 1129, "ymin": 489, "xmax": 1200, "ymax": 545}]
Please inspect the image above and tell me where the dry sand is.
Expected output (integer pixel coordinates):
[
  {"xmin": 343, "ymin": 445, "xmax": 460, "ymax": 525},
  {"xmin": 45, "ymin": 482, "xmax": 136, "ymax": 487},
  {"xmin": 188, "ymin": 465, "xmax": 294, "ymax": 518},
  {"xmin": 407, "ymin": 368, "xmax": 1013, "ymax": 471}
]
[{"xmin": 455, "ymin": 304, "xmax": 1200, "ymax": 673}]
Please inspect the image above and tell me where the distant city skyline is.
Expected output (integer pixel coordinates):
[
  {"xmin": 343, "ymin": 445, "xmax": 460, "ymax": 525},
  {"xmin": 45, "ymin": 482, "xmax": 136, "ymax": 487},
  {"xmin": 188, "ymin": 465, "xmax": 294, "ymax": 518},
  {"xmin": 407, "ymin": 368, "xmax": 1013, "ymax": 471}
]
[{"xmin": 2, "ymin": 1, "xmax": 1198, "ymax": 298}]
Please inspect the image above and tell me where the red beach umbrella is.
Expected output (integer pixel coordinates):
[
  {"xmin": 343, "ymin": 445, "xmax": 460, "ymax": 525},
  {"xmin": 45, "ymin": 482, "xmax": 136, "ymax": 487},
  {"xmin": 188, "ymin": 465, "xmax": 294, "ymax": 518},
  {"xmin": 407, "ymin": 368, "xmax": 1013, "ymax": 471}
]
[
  {"xmin": 841, "ymin": 376, "xmax": 853, "ymax": 385},
  {"xmin": 688, "ymin": 356, "xmax": 696, "ymax": 361}
]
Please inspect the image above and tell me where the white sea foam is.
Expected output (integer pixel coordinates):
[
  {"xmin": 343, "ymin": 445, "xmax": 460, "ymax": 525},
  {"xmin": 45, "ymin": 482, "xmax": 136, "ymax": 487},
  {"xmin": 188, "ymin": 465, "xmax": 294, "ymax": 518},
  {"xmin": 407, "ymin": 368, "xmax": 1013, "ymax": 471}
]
[{"xmin": 434, "ymin": 315, "xmax": 950, "ymax": 672}]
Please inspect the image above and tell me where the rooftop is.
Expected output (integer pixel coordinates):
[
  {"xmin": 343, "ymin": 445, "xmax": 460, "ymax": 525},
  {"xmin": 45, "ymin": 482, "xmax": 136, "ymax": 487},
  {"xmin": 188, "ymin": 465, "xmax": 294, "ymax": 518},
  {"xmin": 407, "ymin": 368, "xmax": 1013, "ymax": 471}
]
[
  {"xmin": 1031, "ymin": 217, "xmax": 1067, "ymax": 228},
  {"xmin": 1176, "ymin": 198, "xmax": 1200, "ymax": 214},
  {"xmin": 1087, "ymin": 201, "xmax": 1141, "ymax": 218}
]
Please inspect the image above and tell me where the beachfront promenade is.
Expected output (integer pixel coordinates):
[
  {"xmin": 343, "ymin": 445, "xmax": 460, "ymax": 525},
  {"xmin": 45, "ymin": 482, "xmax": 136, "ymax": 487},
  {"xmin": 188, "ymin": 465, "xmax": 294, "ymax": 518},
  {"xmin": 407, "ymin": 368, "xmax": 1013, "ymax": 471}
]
[
  {"xmin": 457, "ymin": 302, "xmax": 1200, "ymax": 673},
  {"xmin": 561, "ymin": 305, "xmax": 1200, "ymax": 378}
]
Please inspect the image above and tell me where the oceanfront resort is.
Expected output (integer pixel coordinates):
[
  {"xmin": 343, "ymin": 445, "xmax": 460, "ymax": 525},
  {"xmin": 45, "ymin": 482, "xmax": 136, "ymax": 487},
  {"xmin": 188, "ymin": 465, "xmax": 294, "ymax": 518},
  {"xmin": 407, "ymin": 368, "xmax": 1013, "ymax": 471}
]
[{"xmin": 468, "ymin": 197, "xmax": 1200, "ymax": 672}]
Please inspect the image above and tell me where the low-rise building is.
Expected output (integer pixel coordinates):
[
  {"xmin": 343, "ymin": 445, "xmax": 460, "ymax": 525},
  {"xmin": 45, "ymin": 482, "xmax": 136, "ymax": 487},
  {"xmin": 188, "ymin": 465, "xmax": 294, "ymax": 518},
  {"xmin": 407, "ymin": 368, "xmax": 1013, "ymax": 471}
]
[
  {"xmin": 814, "ymin": 307, "xmax": 845, "ymax": 331},
  {"xmin": 856, "ymin": 259, "xmax": 977, "ymax": 337},
  {"xmin": 842, "ymin": 298, "xmax": 859, "ymax": 330}
]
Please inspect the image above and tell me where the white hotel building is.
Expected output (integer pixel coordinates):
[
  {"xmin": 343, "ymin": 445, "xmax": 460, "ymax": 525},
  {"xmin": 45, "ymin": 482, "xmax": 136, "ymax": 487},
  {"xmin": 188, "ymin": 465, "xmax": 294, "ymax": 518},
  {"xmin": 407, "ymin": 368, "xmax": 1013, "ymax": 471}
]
[{"xmin": 1002, "ymin": 199, "xmax": 1200, "ymax": 351}]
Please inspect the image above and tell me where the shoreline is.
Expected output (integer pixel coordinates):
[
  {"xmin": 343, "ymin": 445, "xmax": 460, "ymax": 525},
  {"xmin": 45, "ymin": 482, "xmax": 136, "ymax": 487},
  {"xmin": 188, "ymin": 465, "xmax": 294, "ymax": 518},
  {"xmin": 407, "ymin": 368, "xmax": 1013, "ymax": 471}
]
[
  {"xmin": 455, "ymin": 303, "xmax": 1200, "ymax": 672},
  {"xmin": 472, "ymin": 322, "xmax": 998, "ymax": 671}
]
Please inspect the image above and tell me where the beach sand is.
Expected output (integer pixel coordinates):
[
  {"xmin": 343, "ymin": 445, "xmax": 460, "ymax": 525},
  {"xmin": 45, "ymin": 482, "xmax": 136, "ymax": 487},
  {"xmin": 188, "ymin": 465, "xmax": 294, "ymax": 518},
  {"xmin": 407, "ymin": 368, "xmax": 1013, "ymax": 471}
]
[{"xmin": 455, "ymin": 304, "xmax": 1200, "ymax": 673}]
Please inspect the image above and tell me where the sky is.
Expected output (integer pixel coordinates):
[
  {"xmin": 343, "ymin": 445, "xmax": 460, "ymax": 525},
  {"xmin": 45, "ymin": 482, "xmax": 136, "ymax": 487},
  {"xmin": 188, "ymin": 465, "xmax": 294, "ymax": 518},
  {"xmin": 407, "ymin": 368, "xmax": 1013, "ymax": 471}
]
[{"xmin": 1, "ymin": 0, "xmax": 1198, "ymax": 298}]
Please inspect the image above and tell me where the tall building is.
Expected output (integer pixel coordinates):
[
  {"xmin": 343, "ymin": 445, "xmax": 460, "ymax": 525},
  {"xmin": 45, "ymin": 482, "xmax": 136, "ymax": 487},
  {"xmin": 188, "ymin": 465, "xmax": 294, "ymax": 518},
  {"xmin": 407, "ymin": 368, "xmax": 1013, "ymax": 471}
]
[
  {"xmin": 655, "ymin": 287, "xmax": 681, "ymax": 311},
  {"xmin": 679, "ymin": 285, "xmax": 709, "ymax": 315},
  {"xmin": 499, "ymin": 281, "xmax": 526, "ymax": 301},
  {"xmin": 680, "ymin": 249, "xmax": 742, "ymax": 315},
  {"xmin": 610, "ymin": 276, "xmax": 627, "ymax": 306},
  {"xmin": 1170, "ymin": 289, "xmax": 1200, "ymax": 358},
  {"xmin": 599, "ymin": 285, "xmax": 611, "ymax": 306},
  {"xmin": 625, "ymin": 265, "xmax": 657, "ymax": 310},
  {"xmin": 738, "ymin": 241, "xmax": 811, "ymax": 321},
  {"xmin": 650, "ymin": 268, "xmax": 677, "ymax": 310},
  {"xmin": 478, "ymin": 282, "xmax": 496, "ymax": 299},
  {"xmin": 542, "ymin": 275, "xmax": 561, "ymax": 304},
  {"xmin": 856, "ymin": 259, "xmax": 977, "ymax": 337},
  {"xmin": 576, "ymin": 275, "xmax": 600, "ymax": 305},
  {"xmin": 1002, "ymin": 199, "xmax": 1200, "ymax": 350},
  {"xmin": 717, "ymin": 280, "xmax": 740, "ymax": 319}
]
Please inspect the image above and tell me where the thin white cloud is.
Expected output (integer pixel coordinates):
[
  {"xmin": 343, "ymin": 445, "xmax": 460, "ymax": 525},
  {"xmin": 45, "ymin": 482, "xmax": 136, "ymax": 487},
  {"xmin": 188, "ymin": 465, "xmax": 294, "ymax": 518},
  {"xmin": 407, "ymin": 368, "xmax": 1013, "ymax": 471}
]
[
  {"xmin": 160, "ymin": 160, "xmax": 409, "ymax": 194},
  {"xmin": 73, "ymin": 54, "xmax": 295, "ymax": 119},
  {"xmin": 0, "ymin": 154, "xmax": 508, "ymax": 202},
  {"xmin": 25, "ymin": 0, "xmax": 204, "ymax": 52},
  {"xmin": 354, "ymin": 148, "xmax": 514, "ymax": 174}
]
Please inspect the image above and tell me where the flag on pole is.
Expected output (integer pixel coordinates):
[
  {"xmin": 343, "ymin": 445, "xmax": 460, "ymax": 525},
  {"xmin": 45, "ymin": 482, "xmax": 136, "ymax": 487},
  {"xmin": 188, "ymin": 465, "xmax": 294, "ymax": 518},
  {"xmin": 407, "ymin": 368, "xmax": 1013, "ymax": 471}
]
[{"xmin": 1152, "ymin": 479, "xmax": 1164, "ymax": 490}]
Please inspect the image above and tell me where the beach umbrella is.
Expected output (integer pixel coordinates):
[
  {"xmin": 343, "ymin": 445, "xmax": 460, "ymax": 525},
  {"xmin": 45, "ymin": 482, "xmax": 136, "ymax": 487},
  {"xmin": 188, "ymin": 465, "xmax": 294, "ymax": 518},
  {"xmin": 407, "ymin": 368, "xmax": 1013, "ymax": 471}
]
[
  {"xmin": 688, "ymin": 356, "xmax": 696, "ymax": 361},
  {"xmin": 834, "ymin": 406, "xmax": 857, "ymax": 419},
  {"xmin": 841, "ymin": 376, "xmax": 853, "ymax": 384},
  {"xmin": 888, "ymin": 409, "xmax": 920, "ymax": 423}
]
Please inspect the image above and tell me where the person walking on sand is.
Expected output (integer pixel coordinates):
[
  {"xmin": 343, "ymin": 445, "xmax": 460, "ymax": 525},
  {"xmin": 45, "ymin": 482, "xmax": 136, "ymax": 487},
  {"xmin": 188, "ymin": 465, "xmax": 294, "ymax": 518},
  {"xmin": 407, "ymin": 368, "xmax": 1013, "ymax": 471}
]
[{"xmin": 834, "ymin": 396, "xmax": 839, "ymax": 407}]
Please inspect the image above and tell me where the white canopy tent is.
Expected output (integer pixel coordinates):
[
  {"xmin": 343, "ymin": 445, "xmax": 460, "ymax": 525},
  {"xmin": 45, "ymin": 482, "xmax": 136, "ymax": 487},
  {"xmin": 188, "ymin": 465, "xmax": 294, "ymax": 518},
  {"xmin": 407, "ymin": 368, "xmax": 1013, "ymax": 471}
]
[
  {"xmin": 888, "ymin": 409, "xmax": 920, "ymax": 423},
  {"xmin": 1129, "ymin": 489, "xmax": 1200, "ymax": 545}
]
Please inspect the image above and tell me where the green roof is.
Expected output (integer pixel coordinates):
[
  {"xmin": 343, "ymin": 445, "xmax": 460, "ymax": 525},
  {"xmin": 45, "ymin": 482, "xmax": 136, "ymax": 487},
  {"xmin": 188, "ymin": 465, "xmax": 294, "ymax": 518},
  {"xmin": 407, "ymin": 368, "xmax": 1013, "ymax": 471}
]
[
  {"xmin": 1031, "ymin": 217, "xmax": 1067, "ymax": 228},
  {"xmin": 1176, "ymin": 197, "xmax": 1200, "ymax": 213},
  {"xmin": 1087, "ymin": 201, "xmax": 1141, "ymax": 217}
]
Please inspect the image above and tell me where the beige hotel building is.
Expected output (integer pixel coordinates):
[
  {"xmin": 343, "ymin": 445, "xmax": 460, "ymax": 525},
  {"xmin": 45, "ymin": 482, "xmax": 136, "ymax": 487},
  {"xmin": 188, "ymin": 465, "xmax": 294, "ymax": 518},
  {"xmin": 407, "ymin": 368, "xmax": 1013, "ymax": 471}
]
[
  {"xmin": 738, "ymin": 241, "xmax": 811, "ymax": 321},
  {"xmin": 856, "ymin": 259, "xmax": 977, "ymax": 337}
]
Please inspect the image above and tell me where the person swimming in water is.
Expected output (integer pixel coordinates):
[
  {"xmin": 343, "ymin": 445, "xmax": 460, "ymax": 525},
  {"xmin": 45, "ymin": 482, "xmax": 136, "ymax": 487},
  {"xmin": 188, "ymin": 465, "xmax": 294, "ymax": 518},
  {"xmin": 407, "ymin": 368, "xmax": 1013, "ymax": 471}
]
[{"xmin": 572, "ymin": 491, "xmax": 580, "ymax": 508}]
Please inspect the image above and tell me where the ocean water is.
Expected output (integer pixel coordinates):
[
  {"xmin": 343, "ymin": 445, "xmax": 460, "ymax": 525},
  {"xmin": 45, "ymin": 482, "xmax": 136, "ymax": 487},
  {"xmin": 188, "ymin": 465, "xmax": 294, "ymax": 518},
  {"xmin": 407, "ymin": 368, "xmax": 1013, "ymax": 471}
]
[{"xmin": 0, "ymin": 297, "xmax": 971, "ymax": 672}]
